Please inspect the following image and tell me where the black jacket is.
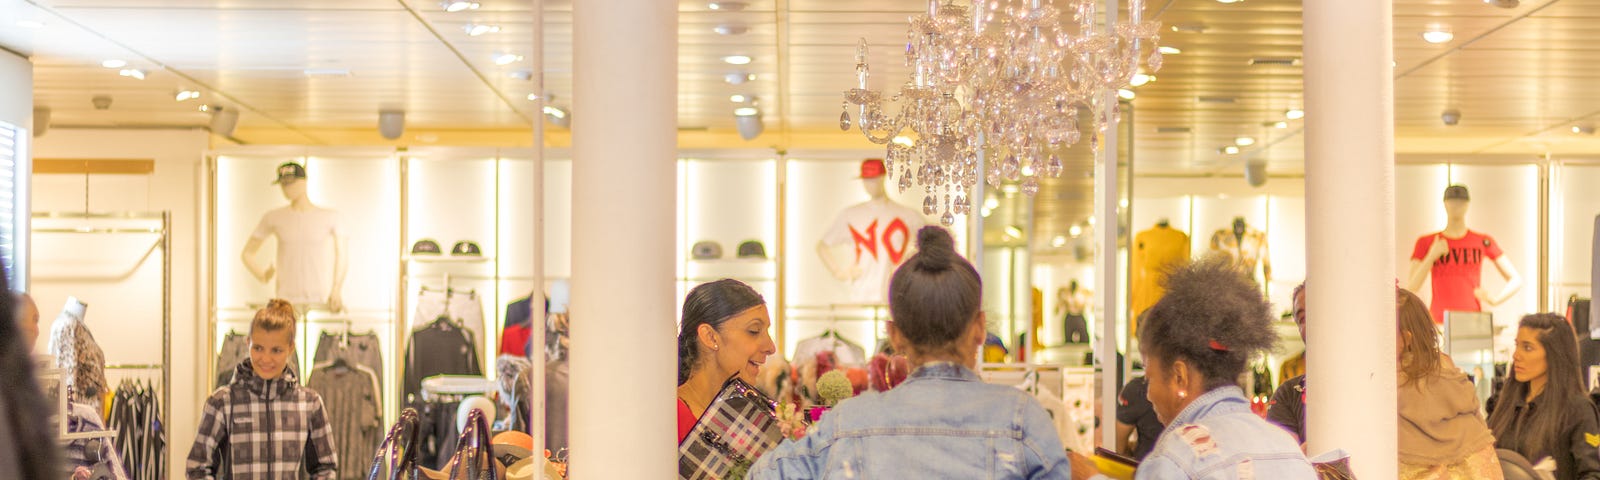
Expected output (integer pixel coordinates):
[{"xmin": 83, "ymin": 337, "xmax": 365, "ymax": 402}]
[{"xmin": 1493, "ymin": 391, "xmax": 1600, "ymax": 480}]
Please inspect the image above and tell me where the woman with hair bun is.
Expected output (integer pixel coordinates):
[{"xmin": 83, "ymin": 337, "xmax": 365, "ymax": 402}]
[
  {"xmin": 186, "ymin": 299, "xmax": 338, "ymax": 479},
  {"xmin": 1073, "ymin": 257, "xmax": 1315, "ymax": 479},
  {"xmin": 751, "ymin": 226, "xmax": 1071, "ymax": 479}
]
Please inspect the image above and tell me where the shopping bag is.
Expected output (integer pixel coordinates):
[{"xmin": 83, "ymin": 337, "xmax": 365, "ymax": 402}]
[
  {"xmin": 678, "ymin": 377, "xmax": 783, "ymax": 480},
  {"xmin": 368, "ymin": 408, "xmax": 424, "ymax": 480}
]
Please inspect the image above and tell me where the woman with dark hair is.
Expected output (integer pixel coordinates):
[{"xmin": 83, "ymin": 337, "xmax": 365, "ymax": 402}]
[
  {"xmin": 0, "ymin": 265, "xmax": 63, "ymax": 479},
  {"xmin": 1075, "ymin": 257, "xmax": 1314, "ymax": 479},
  {"xmin": 1486, "ymin": 313, "xmax": 1600, "ymax": 480},
  {"xmin": 751, "ymin": 226, "xmax": 1071, "ymax": 479},
  {"xmin": 675, "ymin": 278, "xmax": 777, "ymax": 443},
  {"xmin": 1394, "ymin": 288, "xmax": 1501, "ymax": 479}
]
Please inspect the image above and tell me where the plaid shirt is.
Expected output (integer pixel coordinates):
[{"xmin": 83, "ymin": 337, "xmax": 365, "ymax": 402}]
[{"xmin": 186, "ymin": 359, "xmax": 338, "ymax": 480}]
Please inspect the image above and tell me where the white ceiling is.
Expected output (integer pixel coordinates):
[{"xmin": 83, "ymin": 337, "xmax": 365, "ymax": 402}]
[{"xmin": 6, "ymin": 0, "xmax": 1600, "ymax": 247}]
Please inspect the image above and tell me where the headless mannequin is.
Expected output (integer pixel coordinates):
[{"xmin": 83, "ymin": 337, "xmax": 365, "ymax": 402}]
[
  {"xmin": 241, "ymin": 178, "xmax": 349, "ymax": 312},
  {"xmin": 817, "ymin": 178, "xmax": 891, "ymax": 282},
  {"xmin": 1405, "ymin": 197, "xmax": 1521, "ymax": 307},
  {"xmin": 1212, "ymin": 217, "xmax": 1272, "ymax": 284}
]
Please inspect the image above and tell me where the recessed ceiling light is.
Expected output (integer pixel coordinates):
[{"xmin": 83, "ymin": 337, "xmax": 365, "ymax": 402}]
[
  {"xmin": 441, "ymin": 1, "xmax": 480, "ymax": 12},
  {"xmin": 729, "ymin": 94, "xmax": 748, "ymax": 103},
  {"xmin": 15, "ymin": 20, "xmax": 45, "ymax": 28},
  {"xmin": 1573, "ymin": 124, "xmax": 1595, "ymax": 135},
  {"xmin": 1222, "ymin": 145, "xmax": 1241, "ymax": 155},
  {"xmin": 1421, "ymin": 27, "xmax": 1454, "ymax": 44},
  {"xmin": 724, "ymin": 72, "xmax": 756, "ymax": 84},
  {"xmin": 1069, "ymin": 225, "xmax": 1083, "ymax": 237},
  {"xmin": 527, "ymin": 93, "xmax": 540, "ymax": 101},
  {"xmin": 118, "ymin": 69, "xmax": 145, "ymax": 80},
  {"xmin": 713, "ymin": 24, "xmax": 749, "ymax": 35},
  {"xmin": 493, "ymin": 53, "xmax": 524, "ymax": 65},
  {"xmin": 464, "ymin": 23, "xmax": 501, "ymax": 36},
  {"xmin": 1004, "ymin": 225, "xmax": 1024, "ymax": 239},
  {"xmin": 1086, "ymin": 216, "xmax": 1096, "ymax": 225},
  {"xmin": 723, "ymin": 55, "xmax": 752, "ymax": 65},
  {"xmin": 175, "ymin": 90, "xmax": 200, "ymax": 101},
  {"xmin": 101, "ymin": 59, "xmax": 127, "ymax": 68},
  {"xmin": 1285, "ymin": 108, "xmax": 1305, "ymax": 120},
  {"xmin": 1171, "ymin": 23, "xmax": 1208, "ymax": 33},
  {"xmin": 1117, "ymin": 89, "xmax": 1136, "ymax": 100},
  {"xmin": 1051, "ymin": 236, "xmax": 1067, "ymax": 248},
  {"xmin": 508, "ymin": 70, "xmax": 532, "ymax": 81},
  {"xmin": 734, "ymin": 106, "xmax": 760, "ymax": 116},
  {"xmin": 1271, "ymin": 121, "xmax": 1288, "ymax": 129},
  {"xmin": 198, "ymin": 104, "xmax": 211, "ymax": 112},
  {"xmin": 708, "ymin": 1, "xmax": 748, "ymax": 11},
  {"xmin": 1158, "ymin": 46, "xmax": 1182, "ymax": 55},
  {"xmin": 1235, "ymin": 136, "xmax": 1256, "ymax": 146},
  {"xmin": 1130, "ymin": 73, "xmax": 1153, "ymax": 86}
]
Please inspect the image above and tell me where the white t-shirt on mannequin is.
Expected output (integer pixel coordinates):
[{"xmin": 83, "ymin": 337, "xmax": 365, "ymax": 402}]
[
  {"xmin": 822, "ymin": 199, "xmax": 926, "ymax": 303},
  {"xmin": 252, "ymin": 207, "xmax": 341, "ymax": 305}
]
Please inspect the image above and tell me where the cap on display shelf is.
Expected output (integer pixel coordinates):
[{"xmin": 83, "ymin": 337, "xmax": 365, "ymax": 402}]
[
  {"xmin": 691, "ymin": 241, "xmax": 724, "ymax": 260},
  {"xmin": 451, "ymin": 240, "xmax": 483, "ymax": 256},
  {"xmin": 411, "ymin": 239, "xmax": 443, "ymax": 255},
  {"xmin": 736, "ymin": 240, "xmax": 767, "ymax": 259},
  {"xmin": 272, "ymin": 162, "xmax": 307, "ymax": 185}
]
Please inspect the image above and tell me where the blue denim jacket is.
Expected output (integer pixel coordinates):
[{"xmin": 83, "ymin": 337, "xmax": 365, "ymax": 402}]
[
  {"xmin": 750, "ymin": 362, "xmax": 1071, "ymax": 479},
  {"xmin": 1133, "ymin": 386, "xmax": 1316, "ymax": 480}
]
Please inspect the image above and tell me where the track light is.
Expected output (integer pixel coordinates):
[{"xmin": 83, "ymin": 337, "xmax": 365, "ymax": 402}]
[
  {"xmin": 1285, "ymin": 108, "xmax": 1305, "ymax": 120},
  {"xmin": 175, "ymin": 90, "xmax": 200, "ymax": 101},
  {"xmin": 378, "ymin": 110, "xmax": 405, "ymax": 140},
  {"xmin": 735, "ymin": 107, "xmax": 763, "ymax": 140},
  {"xmin": 101, "ymin": 59, "xmax": 126, "ymax": 68},
  {"xmin": 724, "ymin": 72, "xmax": 756, "ymax": 84},
  {"xmin": 464, "ymin": 23, "xmax": 501, "ymax": 36},
  {"xmin": 118, "ymin": 69, "xmax": 146, "ymax": 80},
  {"xmin": 1573, "ymin": 124, "xmax": 1595, "ymax": 135},
  {"xmin": 493, "ymin": 53, "xmax": 523, "ymax": 65},
  {"xmin": 209, "ymin": 107, "xmax": 240, "ymax": 137},
  {"xmin": 543, "ymin": 105, "xmax": 571, "ymax": 128},
  {"xmin": 442, "ymin": 1, "xmax": 479, "ymax": 12}
]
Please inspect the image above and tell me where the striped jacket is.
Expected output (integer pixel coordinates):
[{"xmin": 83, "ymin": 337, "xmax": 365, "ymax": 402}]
[{"xmin": 186, "ymin": 359, "xmax": 338, "ymax": 479}]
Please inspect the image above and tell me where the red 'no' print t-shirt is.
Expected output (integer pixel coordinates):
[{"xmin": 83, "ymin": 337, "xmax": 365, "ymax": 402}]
[{"xmin": 1411, "ymin": 230, "xmax": 1503, "ymax": 323}]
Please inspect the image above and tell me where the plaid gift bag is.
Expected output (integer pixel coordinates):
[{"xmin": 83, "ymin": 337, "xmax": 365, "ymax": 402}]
[{"xmin": 678, "ymin": 377, "xmax": 783, "ymax": 480}]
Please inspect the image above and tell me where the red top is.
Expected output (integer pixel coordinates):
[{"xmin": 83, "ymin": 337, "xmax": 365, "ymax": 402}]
[
  {"xmin": 677, "ymin": 398, "xmax": 698, "ymax": 444},
  {"xmin": 1412, "ymin": 230, "xmax": 1503, "ymax": 323},
  {"xmin": 500, "ymin": 323, "xmax": 532, "ymax": 357}
]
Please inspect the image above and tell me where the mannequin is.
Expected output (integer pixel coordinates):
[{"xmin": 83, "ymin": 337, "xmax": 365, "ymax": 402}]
[
  {"xmin": 816, "ymin": 159, "xmax": 926, "ymax": 303},
  {"xmin": 1407, "ymin": 184, "xmax": 1520, "ymax": 324},
  {"xmin": 242, "ymin": 163, "xmax": 348, "ymax": 312},
  {"xmin": 1209, "ymin": 217, "xmax": 1271, "ymax": 285},
  {"xmin": 1131, "ymin": 219, "xmax": 1190, "ymax": 329}
]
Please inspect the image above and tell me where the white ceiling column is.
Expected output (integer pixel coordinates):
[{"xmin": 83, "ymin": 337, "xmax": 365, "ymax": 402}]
[
  {"xmin": 1303, "ymin": 0, "xmax": 1398, "ymax": 476},
  {"xmin": 567, "ymin": 0, "xmax": 678, "ymax": 478}
]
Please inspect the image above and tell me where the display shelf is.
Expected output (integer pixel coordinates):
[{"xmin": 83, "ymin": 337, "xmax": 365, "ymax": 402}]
[
  {"xmin": 405, "ymin": 255, "xmax": 495, "ymax": 264},
  {"xmin": 687, "ymin": 258, "xmax": 775, "ymax": 264}
]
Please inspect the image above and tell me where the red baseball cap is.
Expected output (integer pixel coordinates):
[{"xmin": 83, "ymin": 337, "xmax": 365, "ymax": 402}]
[{"xmin": 859, "ymin": 159, "xmax": 886, "ymax": 179}]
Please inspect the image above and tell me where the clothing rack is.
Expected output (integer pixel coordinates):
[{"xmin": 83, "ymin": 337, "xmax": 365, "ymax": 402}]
[{"xmin": 35, "ymin": 212, "xmax": 171, "ymax": 449}]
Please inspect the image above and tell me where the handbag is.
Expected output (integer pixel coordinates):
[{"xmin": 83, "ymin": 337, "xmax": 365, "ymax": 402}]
[
  {"xmin": 1310, "ymin": 449, "xmax": 1357, "ymax": 480},
  {"xmin": 678, "ymin": 376, "xmax": 784, "ymax": 480},
  {"xmin": 368, "ymin": 408, "xmax": 425, "ymax": 480},
  {"xmin": 439, "ymin": 407, "xmax": 500, "ymax": 480}
]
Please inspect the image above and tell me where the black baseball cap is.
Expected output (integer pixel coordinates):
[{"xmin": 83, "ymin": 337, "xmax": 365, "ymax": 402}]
[
  {"xmin": 273, "ymin": 162, "xmax": 307, "ymax": 185},
  {"xmin": 1443, "ymin": 184, "xmax": 1469, "ymax": 201},
  {"xmin": 451, "ymin": 240, "xmax": 482, "ymax": 256},
  {"xmin": 411, "ymin": 239, "xmax": 442, "ymax": 255}
]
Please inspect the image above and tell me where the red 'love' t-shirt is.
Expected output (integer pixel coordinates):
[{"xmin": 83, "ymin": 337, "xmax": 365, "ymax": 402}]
[{"xmin": 1411, "ymin": 230, "xmax": 1503, "ymax": 323}]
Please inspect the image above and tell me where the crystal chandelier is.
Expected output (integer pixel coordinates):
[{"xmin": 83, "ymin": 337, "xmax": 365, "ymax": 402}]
[{"xmin": 841, "ymin": 0, "xmax": 1162, "ymax": 226}]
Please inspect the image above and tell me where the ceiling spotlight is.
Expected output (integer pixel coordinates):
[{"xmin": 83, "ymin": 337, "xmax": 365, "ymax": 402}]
[
  {"xmin": 1441, "ymin": 108, "xmax": 1461, "ymax": 126},
  {"xmin": 1484, "ymin": 0, "xmax": 1519, "ymax": 7},
  {"xmin": 734, "ymin": 106, "xmax": 760, "ymax": 117},
  {"xmin": 101, "ymin": 59, "xmax": 127, "ymax": 68},
  {"xmin": 543, "ymin": 105, "xmax": 571, "ymax": 128},
  {"xmin": 175, "ymin": 90, "xmax": 200, "ymax": 101},
  {"xmin": 713, "ymin": 24, "xmax": 749, "ymax": 35},
  {"xmin": 1285, "ymin": 108, "xmax": 1305, "ymax": 120},
  {"xmin": 508, "ymin": 70, "xmax": 532, "ymax": 81},
  {"xmin": 723, "ymin": 55, "xmax": 753, "ymax": 65},
  {"xmin": 1051, "ymin": 236, "xmax": 1067, "ymax": 248},
  {"xmin": 464, "ymin": 23, "xmax": 501, "ymax": 36},
  {"xmin": 1421, "ymin": 27, "xmax": 1454, "ymax": 44},
  {"xmin": 1068, "ymin": 225, "xmax": 1083, "ymax": 237},
  {"xmin": 735, "ymin": 111, "xmax": 763, "ymax": 140},
  {"xmin": 1222, "ymin": 145, "xmax": 1241, "ymax": 155},
  {"xmin": 198, "ymin": 104, "xmax": 211, "ymax": 112},
  {"xmin": 118, "ymin": 69, "xmax": 146, "ymax": 80},
  {"xmin": 1004, "ymin": 225, "xmax": 1024, "ymax": 239},
  {"xmin": 708, "ymin": 1, "xmax": 748, "ymax": 11},
  {"xmin": 724, "ymin": 72, "xmax": 756, "ymax": 84},
  {"xmin": 1574, "ymin": 124, "xmax": 1595, "ymax": 135},
  {"xmin": 1130, "ymin": 73, "xmax": 1154, "ymax": 86},
  {"xmin": 1158, "ymin": 46, "xmax": 1182, "ymax": 55},
  {"xmin": 1235, "ymin": 136, "xmax": 1256, "ymax": 146},
  {"xmin": 493, "ymin": 53, "xmax": 523, "ymax": 65},
  {"xmin": 442, "ymin": 1, "xmax": 480, "ymax": 12},
  {"xmin": 729, "ymin": 94, "xmax": 748, "ymax": 103},
  {"xmin": 1171, "ymin": 23, "xmax": 1208, "ymax": 33},
  {"xmin": 1118, "ymin": 89, "xmax": 1136, "ymax": 100}
]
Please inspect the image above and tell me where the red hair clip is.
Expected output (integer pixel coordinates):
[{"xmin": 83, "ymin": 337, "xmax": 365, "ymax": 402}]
[{"xmin": 1208, "ymin": 339, "xmax": 1230, "ymax": 352}]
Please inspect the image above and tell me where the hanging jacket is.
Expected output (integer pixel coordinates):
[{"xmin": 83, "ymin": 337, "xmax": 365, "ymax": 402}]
[{"xmin": 186, "ymin": 359, "xmax": 338, "ymax": 480}]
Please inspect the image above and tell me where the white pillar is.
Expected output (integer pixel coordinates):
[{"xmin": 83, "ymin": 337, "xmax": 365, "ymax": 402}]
[
  {"xmin": 526, "ymin": 0, "xmax": 547, "ymax": 470},
  {"xmin": 1303, "ymin": 0, "xmax": 1397, "ymax": 476},
  {"xmin": 1096, "ymin": 0, "xmax": 1123, "ymax": 451},
  {"xmin": 568, "ymin": 0, "xmax": 677, "ymax": 477}
]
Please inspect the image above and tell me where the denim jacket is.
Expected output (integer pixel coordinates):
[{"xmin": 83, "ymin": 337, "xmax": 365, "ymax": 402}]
[
  {"xmin": 1134, "ymin": 386, "xmax": 1316, "ymax": 480},
  {"xmin": 749, "ymin": 362, "xmax": 1071, "ymax": 479}
]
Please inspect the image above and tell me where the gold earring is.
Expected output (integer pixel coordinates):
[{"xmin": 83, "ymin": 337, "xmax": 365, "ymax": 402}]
[{"xmin": 1178, "ymin": 390, "xmax": 1187, "ymax": 399}]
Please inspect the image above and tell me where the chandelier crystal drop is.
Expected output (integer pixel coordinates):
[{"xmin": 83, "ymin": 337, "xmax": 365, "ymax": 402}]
[{"xmin": 842, "ymin": 0, "xmax": 1161, "ymax": 225}]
